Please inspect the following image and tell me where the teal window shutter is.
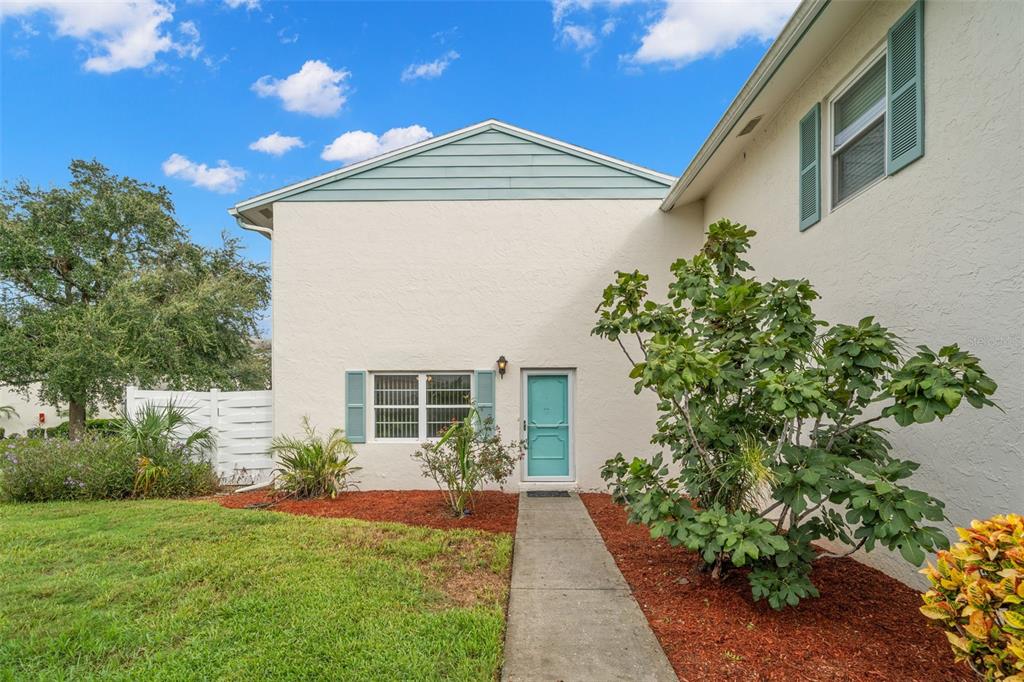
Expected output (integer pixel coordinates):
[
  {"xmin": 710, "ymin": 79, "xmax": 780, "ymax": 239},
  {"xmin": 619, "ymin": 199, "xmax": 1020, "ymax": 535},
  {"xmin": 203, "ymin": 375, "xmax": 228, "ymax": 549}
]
[
  {"xmin": 345, "ymin": 371, "xmax": 366, "ymax": 443},
  {"xmin": 887, "ymin": 0, "xmax": 924, "ymax": 174},
  {"xmin": 475, "ymin": 370, "xmax": 496, "ymax": 436},
  {"xmin": 798, "ymin": 103, "xmax": 821, "ymax": 231}
]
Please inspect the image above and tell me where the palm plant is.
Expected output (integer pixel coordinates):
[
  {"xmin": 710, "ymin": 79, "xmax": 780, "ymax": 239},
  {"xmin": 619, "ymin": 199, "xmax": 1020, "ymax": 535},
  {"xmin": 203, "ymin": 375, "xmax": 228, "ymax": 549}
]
[
  {"xmin": 270, "ymin": 417, "xmax": 360, "ymax": 498},
  {"xmin": 115, "ymin": 400, "xmax": 215, "ymax": 460},
  {"xmin": 114, "ymin": 401, "xmax": 216, "ymax": 497},
  {"xmin": 697, "ymin": 432, "xmax": 778, "ymax": 513},
  {"xmin": 0, "ymin": 405, "xmax": 18, "ymax": 420}
]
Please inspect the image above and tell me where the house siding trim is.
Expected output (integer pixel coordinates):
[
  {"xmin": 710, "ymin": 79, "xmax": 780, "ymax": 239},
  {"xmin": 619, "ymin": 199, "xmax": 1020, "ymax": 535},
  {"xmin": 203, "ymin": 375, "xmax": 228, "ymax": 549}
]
[{"xmin": 232, "ymin": 120, "xmax": 674, "ymax": 216}]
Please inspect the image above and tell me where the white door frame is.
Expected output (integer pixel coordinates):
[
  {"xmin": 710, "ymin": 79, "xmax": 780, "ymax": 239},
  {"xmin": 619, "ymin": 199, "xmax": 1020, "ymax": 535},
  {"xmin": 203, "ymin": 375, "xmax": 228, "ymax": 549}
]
[{"xmin": 520, "ymin": 368, "xmax": 575, "ymax": 483}]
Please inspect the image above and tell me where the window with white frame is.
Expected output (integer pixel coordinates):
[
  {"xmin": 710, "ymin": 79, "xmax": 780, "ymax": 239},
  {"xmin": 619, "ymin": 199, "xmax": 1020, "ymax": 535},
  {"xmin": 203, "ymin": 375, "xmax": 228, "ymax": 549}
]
[
  {"xmin": 372, "ymin": 373, "xmax": 473, "ymax": 440},
  {"xmin": 831, "ymin": 55, "xmax": 886, "ymax": 207}
]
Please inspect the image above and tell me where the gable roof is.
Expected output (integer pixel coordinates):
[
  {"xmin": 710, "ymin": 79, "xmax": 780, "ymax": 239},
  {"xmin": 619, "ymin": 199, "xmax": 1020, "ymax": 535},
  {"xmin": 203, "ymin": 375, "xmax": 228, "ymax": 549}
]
[
  {"xmin": 231, "ymin": 119, "xmax": 675, "ymax": 236},
  {"xmin": 660, "ymin": 0, "xmax": 872, "ymax": 211}
]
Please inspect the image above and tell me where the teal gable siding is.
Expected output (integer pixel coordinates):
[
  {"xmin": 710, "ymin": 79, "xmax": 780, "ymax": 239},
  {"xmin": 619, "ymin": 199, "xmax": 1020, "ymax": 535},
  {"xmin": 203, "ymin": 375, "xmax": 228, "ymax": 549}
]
[{"xmin": 279, "ymin": 128, "xmax": 671, "ymax": 202}]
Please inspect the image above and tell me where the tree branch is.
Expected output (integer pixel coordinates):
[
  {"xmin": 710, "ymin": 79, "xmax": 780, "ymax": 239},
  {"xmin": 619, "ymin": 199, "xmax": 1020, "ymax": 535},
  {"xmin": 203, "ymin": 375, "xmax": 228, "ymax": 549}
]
[
  {"xmin": 797, "ymin": 500, "xmax": 825, "ymax": 523},
  {"xmin": 616, "ymin": 337, "xmax": 639, "ymax": 368},
  {"xmin": 671, "ymin": 394, "xmax": 715, "ymax": 469},
  {"xmin": 815, "ymin": 537, "xmax": 867, "ymax": 560},
  {"xmin": 755, "ymin": 499, "xmax": 784, "ymax": 521},
  {"xmin": 772, "ymin": 420, "xmax": 793, "ymax": 462},
  {"xmin": 827, "ymin": 414, "xmax": 887, "ymax": 446},
  {"xmin": 775, "ymin": 503, "xmax": 791, "ymax": 533},
  {"xmin": 809, "ymin": 413, "xmax": 823, "ymax": 445},
  {"xmin": 635, "ymin": 332, "xmax": 648, "ymax": 359}
]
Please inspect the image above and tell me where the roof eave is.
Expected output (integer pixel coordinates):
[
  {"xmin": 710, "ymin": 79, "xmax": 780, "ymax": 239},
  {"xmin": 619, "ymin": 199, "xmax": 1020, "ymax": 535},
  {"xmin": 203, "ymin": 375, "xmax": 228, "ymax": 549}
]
[
  {"xmin": 660, "ymin": 0, "xmax": 837, "ymax": 212},
  {"xmin": 230, "ymin": 207, "xmax": 274, "ymax": 240}
]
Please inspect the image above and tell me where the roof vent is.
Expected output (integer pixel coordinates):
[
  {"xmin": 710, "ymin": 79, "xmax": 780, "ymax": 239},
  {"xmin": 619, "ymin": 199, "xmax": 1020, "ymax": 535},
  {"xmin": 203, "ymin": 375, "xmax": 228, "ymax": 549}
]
[{"xmin": 737, "ymin": 115, "xmax": 763, "ymax": 137}]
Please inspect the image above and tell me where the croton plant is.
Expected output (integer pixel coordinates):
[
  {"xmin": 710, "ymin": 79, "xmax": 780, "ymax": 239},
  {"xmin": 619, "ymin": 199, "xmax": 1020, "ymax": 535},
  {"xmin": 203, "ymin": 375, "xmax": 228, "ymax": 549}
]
[
  {"xmin": 921, "ymin": 514, "xmax": 1024, "ymax": 680},
  {"xmin": 593, "ymin": 219, "xmax": 999, "ymax": 609}
]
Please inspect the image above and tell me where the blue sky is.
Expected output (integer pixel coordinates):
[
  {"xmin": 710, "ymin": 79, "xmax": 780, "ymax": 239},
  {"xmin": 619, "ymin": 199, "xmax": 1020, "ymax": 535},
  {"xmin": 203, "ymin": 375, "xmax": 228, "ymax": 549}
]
[{"xmin": 1, "ymin": 0, "xmax": 796, "ymax": 270}]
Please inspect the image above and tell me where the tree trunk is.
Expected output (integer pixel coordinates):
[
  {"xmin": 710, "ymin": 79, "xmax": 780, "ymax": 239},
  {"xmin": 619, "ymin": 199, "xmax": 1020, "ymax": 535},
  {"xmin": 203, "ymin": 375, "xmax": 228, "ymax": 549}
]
[{"xmin": 68, "ymin": 400, "xmax": 86, "ymax": 440}]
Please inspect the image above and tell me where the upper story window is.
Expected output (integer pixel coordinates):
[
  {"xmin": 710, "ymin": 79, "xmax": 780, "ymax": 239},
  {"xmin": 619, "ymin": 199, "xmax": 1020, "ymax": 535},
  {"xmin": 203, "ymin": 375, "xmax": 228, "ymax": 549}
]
[
  {"xmin": 372, "ymin": 372, "xmax": 472, "ymax": 440},
  {"xmin": 799, "ymin": 1, "xmax": 923, "ymax": 231},
  {"xmin": 831, "ymin": 56, "xmax": 886, "ymax": 207}
]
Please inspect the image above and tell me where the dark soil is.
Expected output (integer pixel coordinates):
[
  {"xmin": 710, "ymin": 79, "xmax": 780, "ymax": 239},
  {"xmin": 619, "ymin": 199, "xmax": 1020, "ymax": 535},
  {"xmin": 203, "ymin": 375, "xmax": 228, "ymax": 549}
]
[
  {"xmin": 218, "ymin": 489, "xmax": 518, "ymax": 534},
  {"xmin": 579, "ymin": 493, "xmax": 970, "ymax": 682}
]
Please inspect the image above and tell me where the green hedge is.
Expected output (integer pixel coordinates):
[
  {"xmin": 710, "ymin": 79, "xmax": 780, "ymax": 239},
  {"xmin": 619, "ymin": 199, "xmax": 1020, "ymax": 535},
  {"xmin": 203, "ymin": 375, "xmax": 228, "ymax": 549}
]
[
  {"xmin": 0, "ymin": 436, "xmax": 218, "ymax": 503},
  {"xmin": 24, "ymin": 418, "xmax": 119, "ymax": 439}
]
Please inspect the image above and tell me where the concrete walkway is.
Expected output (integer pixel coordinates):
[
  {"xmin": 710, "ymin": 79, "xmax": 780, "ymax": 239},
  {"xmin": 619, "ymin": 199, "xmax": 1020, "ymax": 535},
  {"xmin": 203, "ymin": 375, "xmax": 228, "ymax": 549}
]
[{"xmin": 502, "ymin": 492, "xmax": 676, "ymax": 682}]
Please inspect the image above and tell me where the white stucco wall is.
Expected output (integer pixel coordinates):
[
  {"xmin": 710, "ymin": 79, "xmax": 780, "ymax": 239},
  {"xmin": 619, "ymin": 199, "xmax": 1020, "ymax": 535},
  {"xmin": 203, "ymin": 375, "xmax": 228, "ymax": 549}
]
[
  {"xmin": 693, "ymin": 0, "xmax": 1023, "ymax": 584},
  {"xmin": 0, "ymin": 384, "xmax": 115, "ymax": 435},
  {"xmin": 272, "ymin": 199, "xmax": 704, "ymax": 490}
]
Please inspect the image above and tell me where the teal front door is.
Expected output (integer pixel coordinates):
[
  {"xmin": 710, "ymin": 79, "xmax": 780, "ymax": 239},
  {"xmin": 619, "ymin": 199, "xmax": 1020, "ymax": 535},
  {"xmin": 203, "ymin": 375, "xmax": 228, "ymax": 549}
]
[{"xmin": 525, "ymin": 373, "xmax": 570, "ymax": 478}]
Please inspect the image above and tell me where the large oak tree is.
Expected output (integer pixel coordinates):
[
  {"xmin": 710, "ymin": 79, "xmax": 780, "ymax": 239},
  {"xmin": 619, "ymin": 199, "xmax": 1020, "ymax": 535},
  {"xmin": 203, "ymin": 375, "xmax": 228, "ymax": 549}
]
[{"xmin": 0, "ymin": 160, "xmax": 270, "ymax": 438}]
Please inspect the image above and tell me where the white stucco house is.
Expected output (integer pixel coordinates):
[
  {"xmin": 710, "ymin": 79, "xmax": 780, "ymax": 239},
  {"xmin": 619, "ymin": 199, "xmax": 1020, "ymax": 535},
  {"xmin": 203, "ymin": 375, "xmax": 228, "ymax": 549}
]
[
  {"xmin": 232, "ymin": 0, "xmax": 1021, "ymax": 581},
  {"xmin": 0, "ymin": 384, "xmax": 115, "ymax": 436},
  {"xmin": 232, "ymin": 119, "xmax": 702, "ymax": 490}
]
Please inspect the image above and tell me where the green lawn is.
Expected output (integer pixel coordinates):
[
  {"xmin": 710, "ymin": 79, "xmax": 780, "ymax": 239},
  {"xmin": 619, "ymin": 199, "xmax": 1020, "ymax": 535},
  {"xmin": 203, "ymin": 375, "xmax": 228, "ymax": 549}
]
[{"xmin": 0, "ymin": 500, "xmax": 513, "ymax": 681}]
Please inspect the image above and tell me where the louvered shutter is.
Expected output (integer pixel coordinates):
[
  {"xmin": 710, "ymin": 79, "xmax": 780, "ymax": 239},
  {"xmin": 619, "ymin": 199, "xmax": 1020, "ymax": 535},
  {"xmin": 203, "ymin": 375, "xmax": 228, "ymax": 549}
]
[
  {"xmin": 345, "ymin": 370, "xmax": 366, "ymax": 443},
  {"xmin": 798, "ymin": 103, "xmax": 821, "ymax": 231},
  {"xmin": 887, "ymin": 0, "xmax": 925, "ymax": 174},
  {"xmin": 474, "ymin": 370, "xmax": 496, "ymax": 437}
]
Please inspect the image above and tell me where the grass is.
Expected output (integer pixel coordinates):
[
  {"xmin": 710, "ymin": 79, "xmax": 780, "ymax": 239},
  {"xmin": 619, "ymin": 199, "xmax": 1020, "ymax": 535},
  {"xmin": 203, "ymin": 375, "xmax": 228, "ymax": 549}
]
[{"xmin": 0, "ymin": 500, "xmax": 513, "ymax": 681}]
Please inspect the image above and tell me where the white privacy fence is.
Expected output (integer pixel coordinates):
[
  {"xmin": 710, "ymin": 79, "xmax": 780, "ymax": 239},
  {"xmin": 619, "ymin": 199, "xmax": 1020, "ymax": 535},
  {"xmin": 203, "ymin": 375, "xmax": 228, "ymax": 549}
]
[{"xmin": 125, "ymin": 387, "xmax": 275, "ymax": 485}]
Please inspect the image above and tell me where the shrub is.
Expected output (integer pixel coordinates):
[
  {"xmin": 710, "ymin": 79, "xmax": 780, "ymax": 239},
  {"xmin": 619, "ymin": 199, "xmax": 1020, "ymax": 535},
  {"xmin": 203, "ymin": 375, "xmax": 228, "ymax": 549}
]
[
  {"xmin": 0, "ymin": 436, "xmax": 218, "ymax": 502},
  {"xmin": 412, "ymin": 407, "xmax": 524, "ymax": 517},
  {"xmin": 26, "ymin": 418, "xmax": 120, "ymax": 439},
  {"xmin": 0, "ymin": 435, "xmax": 219, "ymax": 502},
  {"xmin": 0, "ymin": 402, "xmax": 220, "ymax": 502},
  {"xmin": 920, "ymin": 514, "xmax": 1024, "ymax": 680},
  {"xmin": 270, "ymin": 417, "xmax": 360, "ymax": 498},
  {"xmin": 0, "ymin": 437, "xmax": 134, "ymax": 502},
  {"xmin": 594, "ymin": 219, "xmax": 998, "ymax": 609}
]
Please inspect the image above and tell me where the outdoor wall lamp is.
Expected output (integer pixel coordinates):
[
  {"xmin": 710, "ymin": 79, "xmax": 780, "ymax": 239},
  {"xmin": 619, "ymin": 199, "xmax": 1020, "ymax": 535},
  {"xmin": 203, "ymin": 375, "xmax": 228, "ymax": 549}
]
[{"xmin": 496, "ymin": 355, "xmax": 508, "ymax": 378}]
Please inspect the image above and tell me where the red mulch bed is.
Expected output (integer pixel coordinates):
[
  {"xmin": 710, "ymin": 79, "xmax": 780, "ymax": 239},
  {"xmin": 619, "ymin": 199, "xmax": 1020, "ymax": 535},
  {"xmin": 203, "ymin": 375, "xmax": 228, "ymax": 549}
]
[
  {"xmin": 579, "ymin": 493, "xmax": 970, "ymax": 682},
  {"xmin": 218, "ymin": 490, "xmax": 518, "ymax": 534}
]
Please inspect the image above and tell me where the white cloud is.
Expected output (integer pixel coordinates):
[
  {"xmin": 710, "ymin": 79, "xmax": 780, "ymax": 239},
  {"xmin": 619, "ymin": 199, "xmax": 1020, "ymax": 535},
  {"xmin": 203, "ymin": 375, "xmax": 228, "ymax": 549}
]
[
  {"xmin": 552, "ymin": 0, "xmax": 591, "ymax": 25},
  {"xmin": 223, "ymin": 0, "xmax": 260, "ymax": 9},
  {"xmin": 162, "ymin": 153, "xmax": 246, "ymax": 193},
  {"xmin": 550, "ymin": 0, "xmax": 634, "ymax": 58},
  {"xmin": 552, "ymin": 0, "xmax": 634, "ymax": 25},
  {"xmin": 321, "ymin": 125, "xmax": 433, "ymax": 165},
  {"xmin": 401, "ymin": 50, "xmax": 459, "ymax": 82},
  {"xmin": 252, "ymin": 60, "xmax": 350, "ymax": 117},
  {"xmin": 432, "ymin": 26, "xmax": 458, "ymax": 44},
  {"xmin": 174, "ymin": 20, "xmax": 202, "ymax": 59},
  {"xmin": 0, "ymin": 0, "xmax": 203, "ymax": 73},
  {"xmin": 629, "ymin": 0, "xmax": 797, "ymax": 67},
  {"xmin": 277, "ymin": 27, "xmax": 298, "ymax": 44},
  {"xmin": 560, "ymin": 24, "xmax": 596, "ymax": 51},
  {"xmin": 16, "ymin": 18, "xmax": 39, "ymax": 37},
  {"xmin": 249, "ymin": 132, "xmax": 305, "ymax": 156}
]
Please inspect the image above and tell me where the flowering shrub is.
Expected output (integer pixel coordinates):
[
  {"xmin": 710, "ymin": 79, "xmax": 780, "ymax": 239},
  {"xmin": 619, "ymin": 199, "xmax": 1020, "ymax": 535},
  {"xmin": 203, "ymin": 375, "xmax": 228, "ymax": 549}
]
[
  {"xmin": 920, "ymin": 514, "xmax": 1024, "ymax": 680},
  {"xmin": 0, "ymin": 436, "xmax": 217, "ymax": 502},
  {"xmin": 412, "ymin": 408, "xmax": 523, "ymax": 517}
]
